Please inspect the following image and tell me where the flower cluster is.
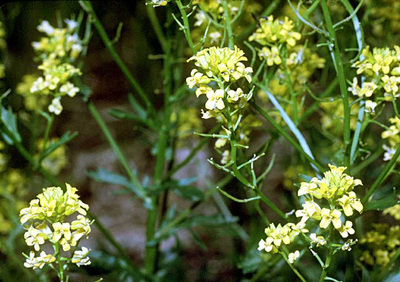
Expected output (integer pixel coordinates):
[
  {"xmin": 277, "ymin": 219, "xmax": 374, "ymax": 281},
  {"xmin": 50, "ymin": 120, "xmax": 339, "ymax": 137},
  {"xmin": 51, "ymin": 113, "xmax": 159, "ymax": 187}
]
[
  {"xmin": 187, "ymin": 46, "xmax": 259, "ymax": 163},
  {"xmin": 186, "ymin": 46, "xmax": 253, "ymax": 115},
  {"xmin": 20, "ymin": 184, "xmax": 92, "ymax": 270},
  {"xmin": 258, "ymin": 222, "xmax": 307, "ymax": 264},
  {"xmin": 258, "ymin": 165, "xmax": 363, "ymax": 266},
  {"xmin": 250, "ymin": 17, "xmax": 324, "ymax": 122},
  {"xmin": 16, "ymin": 74, "xmax": 49, "ymax": 112},
  {"xmin": 249, "ymin": 16, "xmax": 301, "ymax": 48},
  {"xmin": 297, "ymin": 165, "xmax": 363, "ymax": 239},
  {"xmin": 26, "ymin": 19, "xmax": 83, "ymax": 115},
  {"xmin": 381, "ymin": 117, "xmax": 400, "ymax": 161},
  {"xmin": 191, "ymin": 1, "xmax": 261, "ymax": 48},
  {"xmin": 349, "ymin": 46, "xmax": 400, "ymax": 113},
  {"xmin": 360, "ymin": 224, "xmax": 400, "ymax": 268}
]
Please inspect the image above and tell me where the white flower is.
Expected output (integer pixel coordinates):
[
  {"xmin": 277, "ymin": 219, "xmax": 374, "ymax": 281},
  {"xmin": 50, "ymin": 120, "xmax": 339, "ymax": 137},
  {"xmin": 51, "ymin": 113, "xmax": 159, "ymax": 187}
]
[
  {"xmin": 288, "ymin": 250, "xmax": 300, "ymax": 263},
  {"xmin": 365, "ymin": 100, "xmax": 377, "ymax": 114},
  {"xmin": 37, "ymin": 20, "xmax": 54, "ymax": 35},
  {"xmin": 209, "ymin": 32, "xmax": 221, "ymax": 44},
  {"xmin": 194, "ymin": 11, "xmax": 206, "ymax": 27},
  {"xmin": 383, "ymin": 145, "xmax": 396, "ymax": 161},
  {"xmin": 65, "ymin": 19, "xmax": 78, "ymax": 31},
  {"xmin": 49, "ymin": 97, "xmax": 63, "ymax": 115},
  {"xmin": 60, "ymin": 82, "xmax": 79, "ymax": 97},
  {"xmin": 310, "ymin": 233, "xmax": 327, "ymax": 247},
  {"xmin": 72, "ymin": 247, "xmax": 91, "ymax": 267}
]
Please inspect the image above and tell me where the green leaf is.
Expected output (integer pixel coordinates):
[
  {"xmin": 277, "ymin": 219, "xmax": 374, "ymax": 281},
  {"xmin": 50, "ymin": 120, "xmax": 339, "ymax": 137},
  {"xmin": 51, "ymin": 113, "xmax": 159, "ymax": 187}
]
[
  {"xmin": 0, "ymin": 106, "xmax": 21, "ymax": 145},
  {"xmin": 178, "ymin": 214, "xmax": 238, "ymax": 229},
  {"xmin": 89, "ymin": 250, "xmax": 151, "ymax": 280},
  {"xmin": 299, "ymin": 174, "xmax": 313, "ymax": 182},
  {"xmin": 171, "ymin": 185, "xmax": 204, "ymax": 201},
  {"xmin": 151, "ymin": 214, "xmax": 238, "ymax": 246},
  {"xmin": 87, "ymin": 168, "xmax": 151, "ymax": 208},
  {"xmin": 365, "ymin": 187, "xmax": 398, "ymax": 212},
  {"xmin": 128, "ymin": 92, "xmax": 146, "ymax": 118},
  {"xmin": 160, "ymin": 204, "xmax": 177, "ymax": 229},
  {"xmin": 39, "ymin": 131, "xmax": 78, "ymax": 161},
  {"xmin": 109, "ymin": 108, "xmax": 154, "ymax": 128},
  {"xmin": 80, "ymin": 83, "xmax": 92, "ymax": 102}
]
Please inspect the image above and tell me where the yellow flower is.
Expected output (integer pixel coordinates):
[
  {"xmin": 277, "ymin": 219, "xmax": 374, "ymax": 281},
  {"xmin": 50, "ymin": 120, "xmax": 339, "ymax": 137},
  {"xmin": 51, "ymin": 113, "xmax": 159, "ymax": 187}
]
[
  {"xmin": 227, "ymin": 88, "xmax": 244, "ymax": 103},
  {"xmin": 187, "ymin": 46, "xmax": 252, "ymax": 83},
  {"xmin": 337, "ymin": 191, "xmax": 363, "ymax": 216},
  {"xmin": 339, "ymin": 221, "xmax": 355, "ymax": 238},
  {"xmin": 259, "ymin": 46, "xmax": 282, "ymax": 66},
  {"xmin": 52, "ymin": 222, "xmax": 71, "ymax": 242},
  {"xmin": 249, "ymin": 16, "xmax": 301, "ymax": 47},
  {"xmin": 295, "ymin": 200, "xmax": 321, "ymax": 222},
  {"xmin": 205, "ymin": 89, "xmax": 225, "ymax": 110},
  {"xmin": 319, "ymin": 208, "xmax": 342, "ymax": 229},
  {"xmin": 186, "ymin": 69, "xmax": 211, "ymax": 89}
]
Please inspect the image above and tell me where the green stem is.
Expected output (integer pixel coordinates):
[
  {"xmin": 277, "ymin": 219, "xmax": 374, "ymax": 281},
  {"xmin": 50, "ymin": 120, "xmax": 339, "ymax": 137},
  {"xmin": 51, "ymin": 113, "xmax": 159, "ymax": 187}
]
[
  {"xmin": 222, "ymin": 0, "xmax": 234, "ymax": 49},
  {"xmin": 255, "ymin": 82, "xmax": 321, "ymax": 175},
  {"xmin": 175, "ymin": 0, "xmax": 196, "ymax": 54},
  {"xmin": 320, "ymin": 0, "xmax": 351, "ymax": 167},
  {"xmin": 79, "ymin": 1, "xmax": 155, "ymax": 116},
  {"xmin": 362, "ymin": 145, "xmax": 400, "ymax": 204},
  {"xmin": 251, "ymin": 102, "xmax": 324, "ymax": 173},
  {"xmin": 319, "ymin": 226, "xmax": 334, "ymax": 282},
  {"xmin": 56, "ymin": 243, "xmax": 65, "ymax": 282},
  {"xmin": 167, "ymin": 125, "xmax": 220, "ymax": 178},
  {"xmin": 349, "ymin": 100, "xmax": 365, "ymax": 166},
  {"xmin": 87, "ymin": 101, "xmax": 144, "ymax": 193},
  {"xmin": 255, "ymin": 187, "xmax": 286, "ymax": 220},
  {"xmin": 144, "ymin": 12, "xmax": 175, "ymax": 272},
  {"xmin": 41, "ymin": 114, "xmax": 54, "ymax": 155},
  {"xmin": 280, "ymin": 252, "xmax": 307, "ymax": 282},
  {"xmin": 146, "ymin": 5, "xmax": 167, "ymax": 52}
]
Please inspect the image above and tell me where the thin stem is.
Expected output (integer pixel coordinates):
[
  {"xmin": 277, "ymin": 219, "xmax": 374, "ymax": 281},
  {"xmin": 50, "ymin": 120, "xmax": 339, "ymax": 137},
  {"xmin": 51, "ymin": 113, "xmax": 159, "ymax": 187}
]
[
  {"xmin": 175, "ymin": 0, "xmax": 196, "ymax": 54},
  {"xmin": 56, "ymin": 243, "xmax": 65, "ymax": 282},
  {"xmin": 251, "ymin": 101, "xmax": 324, "ymax": 174},
  {"xmin": 280, "ymin": 252, "xmax": 307, "ymax": 282},
  {"xmin": 146, "ymin": 5, "xmax": 167, "ymax": 52},
  {"xmin": 320, "ymin": 0, "xmax": 351, "ymax": 167},
  {"xmin": 255, "ymin": 82, "xmax": 321, "ymax": 175},
  {"xmin": 288, "ymin": 0, "xmax": 328, "ymax": 37},
  {"xmin": 167, "ymin": 126, "xmax": 220, "ymax": 178},
  {"xmin": 87, "ymin": 101, "xmax": 145, "ymax": 193},
  {"xmin": 217, "ymin": 187, "xmax": 260, "ymax": 203},
  {"xmin": 41, "ymin": 114, "xmax": 54, "ymax": 155},
  {"xmin": 319, "ymin": 226, "xmax": 334, "ymax": 282},
  {"xmin": 362, "ymin": 145, "xmax": 400, "ymax": 204},
  {"xmin": 79, "ymin": 1, "xmax": 155, "ymax": 116},
  {"xmin": 255, "ymin": 187, "xmax": 287, "ymax": 220},
  {"xmin": 221, "ymin": 0, "xmax": 234, "ymax": 49}
]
